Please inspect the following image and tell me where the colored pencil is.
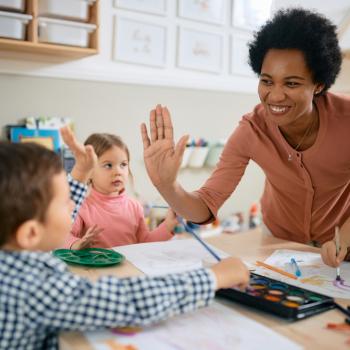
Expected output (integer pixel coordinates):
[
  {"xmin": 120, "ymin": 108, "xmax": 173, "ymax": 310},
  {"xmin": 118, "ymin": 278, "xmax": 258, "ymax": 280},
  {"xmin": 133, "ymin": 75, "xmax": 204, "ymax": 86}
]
[
  {"xmin": 335, "ymin": 226, "xmax": 341, "ymax": 281},
  {"xmin": 256, "ymin": 260, "xmax": 298, "ymax": 280},
  {"xmin": 290, "ymin": 257, "xmax": 302, "ymax": 277}
]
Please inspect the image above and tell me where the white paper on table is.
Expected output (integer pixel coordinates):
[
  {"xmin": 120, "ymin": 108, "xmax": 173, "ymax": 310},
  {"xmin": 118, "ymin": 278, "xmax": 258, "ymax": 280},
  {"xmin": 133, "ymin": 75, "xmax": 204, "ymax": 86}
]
[
  {"xmin": 85, "ymin": 301, "xmax": 302, "ymax": 350},
  {"xmin": 255, "ymin": 249, "xmax": 350, "ymax": 299},
  {"xmin": 113, "ymin": 239, "xmax": 229, "ymax": 276}
]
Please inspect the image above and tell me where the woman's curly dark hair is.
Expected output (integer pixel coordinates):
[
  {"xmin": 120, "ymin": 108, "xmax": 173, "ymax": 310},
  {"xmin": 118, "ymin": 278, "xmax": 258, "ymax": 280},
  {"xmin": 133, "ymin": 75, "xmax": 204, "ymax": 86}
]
[{"xmin": 248, "ymin": 8, "xmax": 342, "ymax": 93}]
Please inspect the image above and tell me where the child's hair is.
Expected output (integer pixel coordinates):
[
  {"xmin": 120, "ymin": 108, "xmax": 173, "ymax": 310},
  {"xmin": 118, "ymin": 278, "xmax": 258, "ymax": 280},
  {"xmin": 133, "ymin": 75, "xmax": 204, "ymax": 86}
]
[
  {"xmin": 84, "ymin": 133, "xmax": 133, "ymax": 180},
  {"xmin": 0, "ymin": 142, "xmax": 62, "ymax": 246}
]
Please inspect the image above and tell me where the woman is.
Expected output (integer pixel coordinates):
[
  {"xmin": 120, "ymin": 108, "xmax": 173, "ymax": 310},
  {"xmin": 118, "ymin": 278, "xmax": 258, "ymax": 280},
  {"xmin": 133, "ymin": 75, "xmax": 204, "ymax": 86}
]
[{"xmin": 140, "ymin": 8, "xmax": 350, "ymax": 268}]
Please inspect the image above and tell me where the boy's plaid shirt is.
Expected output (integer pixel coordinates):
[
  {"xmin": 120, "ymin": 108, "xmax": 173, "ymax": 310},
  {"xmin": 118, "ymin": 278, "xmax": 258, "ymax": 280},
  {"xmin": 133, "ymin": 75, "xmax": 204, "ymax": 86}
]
[{"xmin": 0, "ymin": 176, "xmax": 216, "ymax": 350}]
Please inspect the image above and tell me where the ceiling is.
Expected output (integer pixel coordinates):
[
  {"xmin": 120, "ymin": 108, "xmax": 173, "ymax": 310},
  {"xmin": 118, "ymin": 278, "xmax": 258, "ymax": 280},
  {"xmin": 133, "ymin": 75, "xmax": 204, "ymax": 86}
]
[{"xmin": 271, "ymin": 0, "xmax": 350, "ymax": 57}]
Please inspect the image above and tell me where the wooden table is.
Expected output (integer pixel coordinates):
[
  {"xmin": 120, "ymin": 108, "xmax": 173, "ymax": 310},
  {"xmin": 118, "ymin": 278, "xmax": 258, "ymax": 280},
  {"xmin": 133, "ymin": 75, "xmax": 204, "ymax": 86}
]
[{"xmin": 60, "ymin": 229, "xmax": 349, "ymax": 350}]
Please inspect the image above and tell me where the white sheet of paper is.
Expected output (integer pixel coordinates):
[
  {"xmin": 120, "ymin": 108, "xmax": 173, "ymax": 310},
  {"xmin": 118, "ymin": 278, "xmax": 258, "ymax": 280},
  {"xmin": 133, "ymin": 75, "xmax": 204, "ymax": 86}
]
[
  {"xmin": 113, "ymin": 239, "xmax": 229, "ymax": 276},
  {"xmin": 254, "ymin": 249, "xmax": 350, "ymax": 299},
  {"xmin": 85, "ymin": 301, "xmax": 302, "ymax": 350}
]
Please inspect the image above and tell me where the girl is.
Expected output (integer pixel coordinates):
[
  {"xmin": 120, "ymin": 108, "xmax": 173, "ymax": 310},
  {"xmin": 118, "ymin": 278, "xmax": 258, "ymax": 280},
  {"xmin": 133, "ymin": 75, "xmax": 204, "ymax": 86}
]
[{"xmin": 65, "ymin": 133, "xmax": 178, "ymax": 249}]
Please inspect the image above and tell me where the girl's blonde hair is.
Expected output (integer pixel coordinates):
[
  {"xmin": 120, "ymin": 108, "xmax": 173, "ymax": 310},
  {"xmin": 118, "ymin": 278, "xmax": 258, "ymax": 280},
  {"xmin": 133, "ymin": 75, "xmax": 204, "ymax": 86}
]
[{"xmin": 84, "ymin": 133, "xmax": 133, "ymax": 181}]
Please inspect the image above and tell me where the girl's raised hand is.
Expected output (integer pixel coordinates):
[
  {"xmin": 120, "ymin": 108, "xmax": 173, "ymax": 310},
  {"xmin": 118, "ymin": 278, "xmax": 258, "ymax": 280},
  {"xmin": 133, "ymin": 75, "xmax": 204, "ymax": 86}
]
[
  {"xmin": 141, "ymin": 105, "xmax": 189, "ymax": 189},
  {"xmin": 60, "ymin": 126, "xmax": 98, "ymax": 183}
]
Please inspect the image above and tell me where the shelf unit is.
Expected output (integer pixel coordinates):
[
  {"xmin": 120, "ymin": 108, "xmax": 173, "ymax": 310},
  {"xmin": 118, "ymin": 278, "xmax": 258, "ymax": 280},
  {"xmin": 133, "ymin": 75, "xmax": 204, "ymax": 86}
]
[{"xmin": 0, "ymin": 0, "xmax": 99, "ymax": 58}]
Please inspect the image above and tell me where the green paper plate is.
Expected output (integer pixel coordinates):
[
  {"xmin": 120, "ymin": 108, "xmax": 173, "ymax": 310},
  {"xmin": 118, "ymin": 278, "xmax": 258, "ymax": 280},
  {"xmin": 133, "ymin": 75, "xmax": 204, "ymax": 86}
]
[{"xmin": 53, "ymin": 248, "xmax": 125, "ymax": 267}]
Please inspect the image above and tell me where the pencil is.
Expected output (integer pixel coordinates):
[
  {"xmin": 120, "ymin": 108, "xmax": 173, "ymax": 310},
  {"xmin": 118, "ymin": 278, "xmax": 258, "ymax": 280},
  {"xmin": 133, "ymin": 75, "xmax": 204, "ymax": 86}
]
[
  {"xmin": 335, "ymin": 226, "xmax": 341, "ymax": 281},
  {"xmin": 256, "ymin": 260, "xmax": 298, "ymax": 280}
]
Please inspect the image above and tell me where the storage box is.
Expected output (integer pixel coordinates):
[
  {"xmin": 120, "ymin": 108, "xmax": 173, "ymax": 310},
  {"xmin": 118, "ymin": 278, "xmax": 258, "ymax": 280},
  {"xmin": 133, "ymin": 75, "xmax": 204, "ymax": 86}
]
[
  {"xmin": 38, "ymin": 17, "xmax": 96, "ymax": 47},
  {"xmin": 0, "ymin": 11, "xmax": 32, "ymax": 40},
  {"xmin": 0, "ymin": 0, "xmax": 25, "ymax": 12},
  {"xmin": 188, "ymin": 147, "xmax": 209, "ymax": 168},
  {"xmin": 38, "ymin": 0, "xmax": 96, "ymax": 21}
]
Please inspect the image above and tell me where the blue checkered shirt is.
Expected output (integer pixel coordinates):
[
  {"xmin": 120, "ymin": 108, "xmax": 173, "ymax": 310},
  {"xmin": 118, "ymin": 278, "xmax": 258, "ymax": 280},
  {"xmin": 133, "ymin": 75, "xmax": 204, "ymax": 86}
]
[{"xmin": 0, "ymin": 177, "xmax": 216, "ymax": 350}]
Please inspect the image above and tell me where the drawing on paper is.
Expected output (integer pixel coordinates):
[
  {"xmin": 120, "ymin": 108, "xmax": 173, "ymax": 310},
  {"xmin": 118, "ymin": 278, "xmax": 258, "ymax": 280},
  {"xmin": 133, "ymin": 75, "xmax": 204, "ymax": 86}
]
[{"xmin": 254, "ymin": 249, "xmax": 350, "ymax": 299}]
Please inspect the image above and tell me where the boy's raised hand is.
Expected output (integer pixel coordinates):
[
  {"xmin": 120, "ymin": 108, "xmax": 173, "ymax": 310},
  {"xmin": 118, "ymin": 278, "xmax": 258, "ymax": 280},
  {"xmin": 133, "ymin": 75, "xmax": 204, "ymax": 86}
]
[
  {"xmin": 141, "ymin": 105, "xmax": 189, "ymax": 190},
  {"xmin": 60, "ymin": 126, "xmax": 97, "ymax": 183}
]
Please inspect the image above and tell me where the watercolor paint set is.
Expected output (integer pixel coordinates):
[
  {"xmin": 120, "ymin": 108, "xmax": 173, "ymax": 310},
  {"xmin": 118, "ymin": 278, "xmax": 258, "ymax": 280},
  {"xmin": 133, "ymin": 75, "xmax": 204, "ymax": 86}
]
[{"xmin": 216, "ymin": 273, "xmax": 335, "ymax": 320}]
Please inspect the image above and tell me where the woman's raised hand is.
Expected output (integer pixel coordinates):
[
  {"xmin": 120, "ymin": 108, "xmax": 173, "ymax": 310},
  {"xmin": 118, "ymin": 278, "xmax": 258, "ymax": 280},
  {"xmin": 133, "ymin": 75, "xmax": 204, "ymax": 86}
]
[{"xmin": 141, "ymin": 105, "xmax": 188, "ymax": 189}]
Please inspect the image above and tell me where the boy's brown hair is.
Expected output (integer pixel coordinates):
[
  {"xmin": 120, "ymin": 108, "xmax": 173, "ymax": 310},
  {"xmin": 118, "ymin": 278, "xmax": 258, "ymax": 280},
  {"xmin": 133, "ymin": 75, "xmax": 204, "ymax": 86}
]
[{"xmin": 0, "ymin": 142, "xmax": 62, "ymax": 246}]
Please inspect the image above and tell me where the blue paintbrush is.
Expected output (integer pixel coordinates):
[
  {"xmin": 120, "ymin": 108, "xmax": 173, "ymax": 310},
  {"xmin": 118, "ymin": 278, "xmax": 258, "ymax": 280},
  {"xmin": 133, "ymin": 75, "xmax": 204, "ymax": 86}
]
[{"xmin": 177, "ymin": 217, "xmax": 221, "ymax": 262}]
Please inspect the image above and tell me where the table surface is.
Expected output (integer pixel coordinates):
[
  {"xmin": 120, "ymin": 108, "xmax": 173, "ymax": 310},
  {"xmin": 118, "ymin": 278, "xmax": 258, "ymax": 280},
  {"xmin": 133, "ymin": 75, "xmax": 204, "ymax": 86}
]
[{"xmin": 60, "ymin": 228, "xmax": 350, "ymax": 350}]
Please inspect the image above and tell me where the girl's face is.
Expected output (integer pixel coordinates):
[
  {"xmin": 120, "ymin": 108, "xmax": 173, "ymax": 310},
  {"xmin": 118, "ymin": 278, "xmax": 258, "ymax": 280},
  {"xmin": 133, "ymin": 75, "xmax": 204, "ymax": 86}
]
[
  {"xmin": 91, "ymin": 145, "xmax": 129, "ymax": 195},
  {"xmin": 258, "ymin": 49, "xmax": 324, "ymax": 128}
]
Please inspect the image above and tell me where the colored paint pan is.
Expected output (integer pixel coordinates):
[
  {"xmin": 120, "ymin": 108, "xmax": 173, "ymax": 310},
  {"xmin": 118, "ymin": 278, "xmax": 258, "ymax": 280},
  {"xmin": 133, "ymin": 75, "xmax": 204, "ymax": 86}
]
[
  {"xmin": 265, "ymin": 295, "xmax": 282, "ymax": 302},
  {"xmin": 269, "ymin": 283, "xmax": 288, "ymax": 291},
  {"xmin": 286, "ymin": 296, "xmax": 305, "ymax": 304},
  {"xmin": 216, "ymin": 272, "xmax": 335, "ymax": 320},
  {"xmin": 268, "ymin": 289, "xmax": 284, "ymax": 296},
  {"xmin": 282, "ymin": 301, "xmax": 300, "ymax": 308}
]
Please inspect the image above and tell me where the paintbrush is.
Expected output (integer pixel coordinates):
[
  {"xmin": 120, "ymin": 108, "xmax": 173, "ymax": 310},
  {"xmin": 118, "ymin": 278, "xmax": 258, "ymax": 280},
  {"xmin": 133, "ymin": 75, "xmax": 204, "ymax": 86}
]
[
  {"xmin": 177, "ymin": 217, "xmax": 221, "ymax": 262},
  {"xmin": 335, "ymin": 226, "xmax": 341, "ymax": 281}
]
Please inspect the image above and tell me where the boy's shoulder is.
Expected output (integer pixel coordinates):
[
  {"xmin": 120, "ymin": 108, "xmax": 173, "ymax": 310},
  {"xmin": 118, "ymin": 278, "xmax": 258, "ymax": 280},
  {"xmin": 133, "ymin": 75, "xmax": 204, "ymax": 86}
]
[{"xmin": 0, "ymin": 250, "xmax": 68, "ymax": 276}]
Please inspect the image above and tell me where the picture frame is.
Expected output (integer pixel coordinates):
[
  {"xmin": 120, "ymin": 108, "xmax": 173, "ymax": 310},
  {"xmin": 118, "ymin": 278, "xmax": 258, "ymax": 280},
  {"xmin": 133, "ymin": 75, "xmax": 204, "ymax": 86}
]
[
  {"xmin": 114, "ymin": 0, "xmax": 167, "ymax": 16},
  {"xmin": 113, "ymin": 16, "xmax": 167, "ymax": 68},
  {"xmin": 230, "ymin": 33, "xmax": 254, "ymax": 77},
  {"xmin": 10, "ymin": 127, "xmax": 61, "ymax": 152},
  {"xmin": 178, "ymin": 0, "xmax": 225, "ymax": 25},
  {"xmin": 232, "ymin": 0, "xmax": 272, "ymax": 30},
  {"xmin": 177, "ymin": 27, "xmax": 223, "ymax": 74}
]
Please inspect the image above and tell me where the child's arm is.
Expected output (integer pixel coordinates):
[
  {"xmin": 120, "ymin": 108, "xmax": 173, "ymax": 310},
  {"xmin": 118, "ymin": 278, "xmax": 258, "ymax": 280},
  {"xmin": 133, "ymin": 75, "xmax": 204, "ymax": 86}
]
[
  {"xmin": 136, "ymin": 206, "xmax": 174, "ymax": 243},
  {"xmin": 60, "ymin": 126, "xmax": 97, "ymax": 219},
  {"xmin": 60, "ymin": 126, "xmax": 97, "ymax": 184},
  {"xmin": 28, "ymin": 256, "xmax": 249, "ymax": 331}
]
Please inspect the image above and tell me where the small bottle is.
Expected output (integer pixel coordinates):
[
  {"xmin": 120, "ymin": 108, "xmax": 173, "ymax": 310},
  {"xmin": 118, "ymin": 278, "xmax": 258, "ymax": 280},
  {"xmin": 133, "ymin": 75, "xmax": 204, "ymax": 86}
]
[{"xmin": 249, "ymin": 203, "xmax": 260, "ymax": 229}]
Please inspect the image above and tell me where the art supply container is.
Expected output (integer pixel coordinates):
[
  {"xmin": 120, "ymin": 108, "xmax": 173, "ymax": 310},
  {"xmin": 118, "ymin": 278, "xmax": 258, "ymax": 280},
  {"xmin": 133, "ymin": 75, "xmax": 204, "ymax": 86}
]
[
  {"xmin": 38, "ymin": 17, "xmax": 96, "ymax": 47},
  {"xmin": 0, "ymin": 11, "xmax": 32, "ymax": 40},
  {"xmin": 188, "ymin": 146, "xmax": 209, "ymax": 168},
  {"xmin": 0, "ymin": 0, "xmax": 25, "ymax": 12},
  {"xmin": 38, "ymin": 0, "xmax": 96, "ymax": 22},
  {"xmin": 180, "ymin": 146, "xmax": 193, "ymax": 168},
  {"xmin": 217, "ymin": 273, "xmax": 335, "ymax": 320},
  {"xmin": 205, "ymin": 142, "xmax": 224, "ymax": 167}
]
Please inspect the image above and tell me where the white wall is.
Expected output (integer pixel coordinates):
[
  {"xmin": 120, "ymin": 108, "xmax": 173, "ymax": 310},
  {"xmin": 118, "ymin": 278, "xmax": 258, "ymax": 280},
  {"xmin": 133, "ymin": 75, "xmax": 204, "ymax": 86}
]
[{"xmin": 0, "ymin": 73, "xmax": 264, "ymax": 220}]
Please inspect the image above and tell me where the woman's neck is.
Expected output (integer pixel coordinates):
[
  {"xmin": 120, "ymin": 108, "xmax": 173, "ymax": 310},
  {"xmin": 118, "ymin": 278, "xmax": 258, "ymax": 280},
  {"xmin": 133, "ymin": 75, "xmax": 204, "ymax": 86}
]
[{"xmin": 279, "ymin": 103, "xmax": 319, "ymax": 151}]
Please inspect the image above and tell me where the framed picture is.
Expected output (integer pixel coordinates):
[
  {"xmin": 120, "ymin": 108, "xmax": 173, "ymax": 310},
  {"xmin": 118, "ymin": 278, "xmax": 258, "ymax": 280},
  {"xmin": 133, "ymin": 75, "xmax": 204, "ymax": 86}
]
[
  {"xmin": 178, "ymin": 0, "xmax": 225, "ymax": 25},
  {"xmin": 10, "ymin": 127, "xmax": 61, "ymax": 152},
  {"xmin": 230, "ymin": 33, "xmax": 254, "ymax": 77},
  {"xmin": 114, "ymin": 0, "xmax": 167, "ymax": 16},
  {"xmin": 113, "ymin": 16, "xmax": 167, "ymax": 67},
  {"xmin": 232, "ymin": 0, "xmax": 272, "ymax": 30},
  {"xmin": 177, "ymin": 27, "xmax": 223, "ymax": 73}
]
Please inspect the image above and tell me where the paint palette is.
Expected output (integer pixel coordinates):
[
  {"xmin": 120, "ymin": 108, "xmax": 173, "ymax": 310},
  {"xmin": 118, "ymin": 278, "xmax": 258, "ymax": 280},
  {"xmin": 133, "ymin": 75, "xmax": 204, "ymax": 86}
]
[
  {"xmin": 216, "ymin": 273, "xmax": 335, "ymax": 320},
  {"xmin": 53, "ymin": 248, "xmax": 125, "ymax": 267}
]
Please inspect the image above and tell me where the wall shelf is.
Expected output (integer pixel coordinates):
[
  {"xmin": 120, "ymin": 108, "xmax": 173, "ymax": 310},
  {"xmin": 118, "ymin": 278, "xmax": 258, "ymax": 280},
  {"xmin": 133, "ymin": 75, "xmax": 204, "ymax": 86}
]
[{"xmin": 0, "ymin": 0, "xmax": 99, "ymax": 59}]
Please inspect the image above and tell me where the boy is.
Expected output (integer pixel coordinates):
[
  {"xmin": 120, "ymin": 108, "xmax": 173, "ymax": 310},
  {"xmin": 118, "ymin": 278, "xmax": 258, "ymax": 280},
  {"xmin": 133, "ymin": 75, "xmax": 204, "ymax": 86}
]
[{"xmin": 0, "ymin": 127, "xmax": 249, "ymax": 350}]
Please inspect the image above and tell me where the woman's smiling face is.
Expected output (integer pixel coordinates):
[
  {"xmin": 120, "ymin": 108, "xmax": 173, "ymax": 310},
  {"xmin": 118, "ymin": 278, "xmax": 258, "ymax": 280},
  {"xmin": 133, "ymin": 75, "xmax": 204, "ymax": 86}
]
[{"xmin": 258, "ymin": 49, "xmax": 324, "ymax": 127}]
